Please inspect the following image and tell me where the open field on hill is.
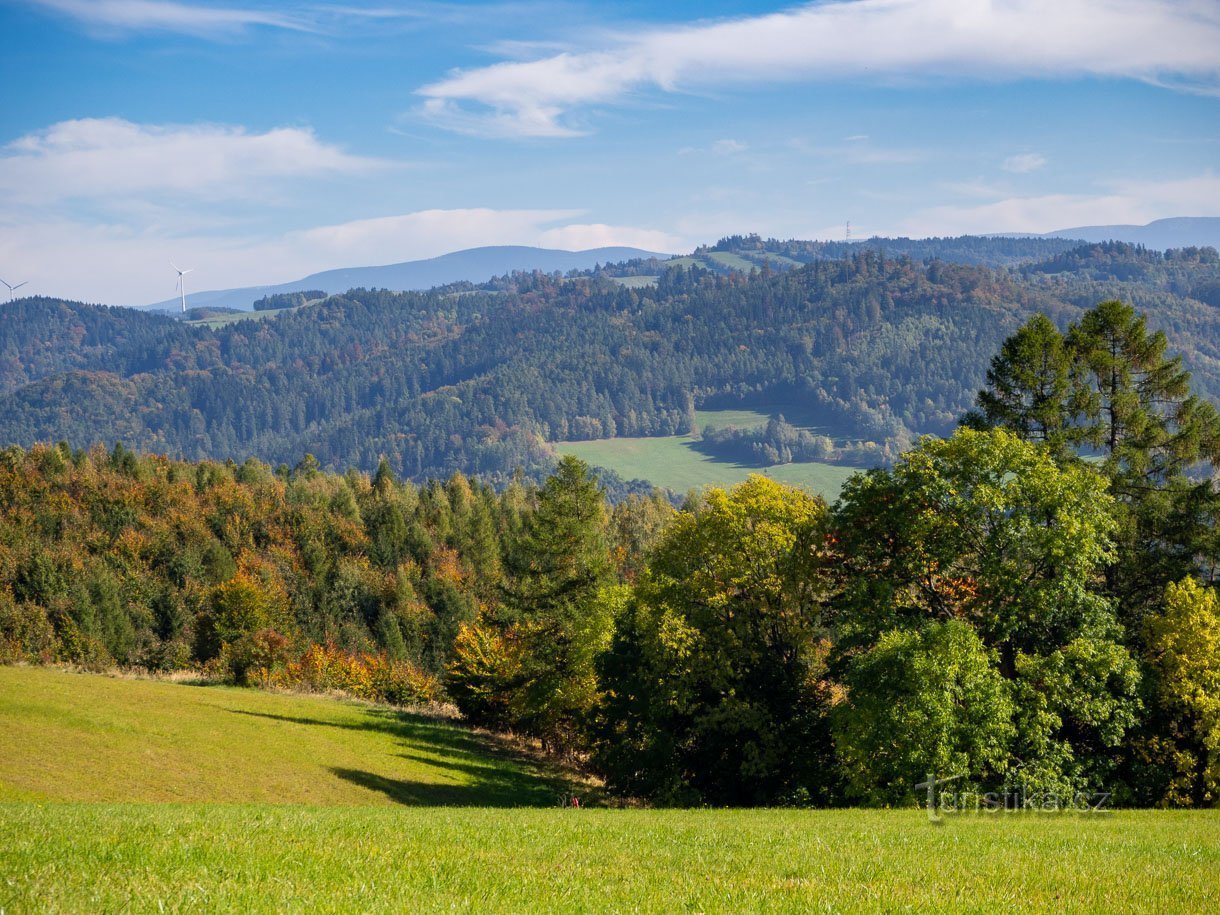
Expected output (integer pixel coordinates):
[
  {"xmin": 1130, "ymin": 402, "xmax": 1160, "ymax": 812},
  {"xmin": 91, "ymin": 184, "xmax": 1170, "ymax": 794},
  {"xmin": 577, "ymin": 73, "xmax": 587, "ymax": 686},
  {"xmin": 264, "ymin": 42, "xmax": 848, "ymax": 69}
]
[
  {"xmin": 188, "ymin": 308, "xmax": 287, "ymax": 328},
  {"xmin": 559, "ymin": 408, "xmax": 858, "ymax": 497},
  {"xmin": 705, "ymin": 251, "xmax": 757, "ymax": 271},
  {"xmin": 610, "ymin": 275, "xmax": 659, "ymax": 288},
  {"xmin": 558, "ymin": 435, "xmax": 857, "ymax": 497},
  {"xmin": 187, "ymin": 297, "xmax": 329, "ymax": 328},
  {"xmin": 2, "ymin": 805, "xmax": 1215, "ymax": 913},
  {"xmin": 0, "ymin": 666, "xmax": 570, "ymax": 806}
]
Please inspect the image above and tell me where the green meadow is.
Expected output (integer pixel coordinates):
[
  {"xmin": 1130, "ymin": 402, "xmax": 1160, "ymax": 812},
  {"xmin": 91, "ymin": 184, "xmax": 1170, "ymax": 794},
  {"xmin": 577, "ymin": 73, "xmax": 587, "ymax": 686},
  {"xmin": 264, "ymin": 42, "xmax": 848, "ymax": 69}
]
[
  {"xmin": 557, "ymin": 407, "xmax": 858, "ymax": 498},
  {"xmin": 1, "ymin": 667, "xmax": 1217, "ymax": 912},
  {"xmin": 0, "ymin": 665, "xmax": 569, "ymax": 806},
  {"xmin": 2, "ymin": 803, "xmax": 1216, "ymax": 912}
]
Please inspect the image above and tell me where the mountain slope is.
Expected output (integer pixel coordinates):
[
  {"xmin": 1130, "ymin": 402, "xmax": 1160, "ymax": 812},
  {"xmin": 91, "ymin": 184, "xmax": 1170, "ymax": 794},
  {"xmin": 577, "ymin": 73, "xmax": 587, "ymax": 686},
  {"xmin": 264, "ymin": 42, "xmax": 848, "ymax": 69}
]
[
  {"xmin": 144, "ymin": 245, "xmax": 667, "ymax": 312},
  {"xmin": 1037, "ymin": 217, "xmax": 1220, "ymax": 251},
  {"xmin": 4, "ymin": 240, "xmax": 1218, "ymax": 485}
]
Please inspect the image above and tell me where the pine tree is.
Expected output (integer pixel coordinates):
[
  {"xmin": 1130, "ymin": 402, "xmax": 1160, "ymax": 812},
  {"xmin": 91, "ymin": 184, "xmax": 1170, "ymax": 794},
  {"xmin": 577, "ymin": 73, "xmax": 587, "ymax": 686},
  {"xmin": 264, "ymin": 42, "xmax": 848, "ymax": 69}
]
[
  {"xmin": 971, "ymin": 300, "xmax": 1220, "ymax": 621},
  {"xmin": 966, "ymin": 314, "xmax": 1072, "ymax": 456},
  {"xmin": 501, "ymin": 456, "xmax": 613, "ymax": 749}
]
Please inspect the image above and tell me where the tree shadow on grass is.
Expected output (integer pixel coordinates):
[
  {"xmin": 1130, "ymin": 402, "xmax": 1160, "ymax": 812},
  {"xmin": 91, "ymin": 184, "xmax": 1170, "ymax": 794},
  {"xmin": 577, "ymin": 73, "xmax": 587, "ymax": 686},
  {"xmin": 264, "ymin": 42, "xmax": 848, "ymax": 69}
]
[
  {"xmin": 328, "ymin": 766, "xmax": 562, "ymax": 808},
  {"xmin": 228, "ymin": 707, "xmax": 577, "ymax": 807}
]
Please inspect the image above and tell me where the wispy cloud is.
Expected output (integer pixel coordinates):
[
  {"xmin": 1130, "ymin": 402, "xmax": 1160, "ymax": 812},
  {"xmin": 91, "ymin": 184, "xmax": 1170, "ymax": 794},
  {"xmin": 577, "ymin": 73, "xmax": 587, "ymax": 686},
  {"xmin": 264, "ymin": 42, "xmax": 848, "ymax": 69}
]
[
  {"xmin": 0, "ymin": 118, "xmax": 388, "ymax": 208},
  {"xmin": 1002, "ymin": 152, "xmax": 1047, "ymax": 173},
  {"xmin": 418, "ymin": 0, "xmax": 1220, "ymax": 137},
  {"xmin": 711, "ymin": 139, "xmax": 748, "ymax": 156},
  {"xmin": 25, "ymin": 0, "xmax": 314, "ymax": 36}
]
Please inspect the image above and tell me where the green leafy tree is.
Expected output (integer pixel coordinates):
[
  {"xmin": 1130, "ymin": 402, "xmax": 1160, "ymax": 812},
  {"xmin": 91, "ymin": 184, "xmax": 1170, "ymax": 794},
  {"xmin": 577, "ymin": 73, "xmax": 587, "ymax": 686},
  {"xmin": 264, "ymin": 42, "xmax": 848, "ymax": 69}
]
[
  {"xmin": 834, "ymin": 428, "xmax": 1118, "ymax": 657},
  {"xmin": 832, "ymin": 429, "xmax": 1138, "ymax": 792},
  {"xmin": 834, "ymin": 620, "xmax": 1015, "ymax": 805},
  {"xmin": 595, "ymin": 476, "xmax": 831, "ymax": 805}
]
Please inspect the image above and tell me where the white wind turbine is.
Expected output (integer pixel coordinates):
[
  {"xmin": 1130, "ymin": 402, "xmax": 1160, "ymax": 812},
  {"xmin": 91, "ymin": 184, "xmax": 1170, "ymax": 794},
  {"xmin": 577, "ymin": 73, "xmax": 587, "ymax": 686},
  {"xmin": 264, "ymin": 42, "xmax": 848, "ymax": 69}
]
[
  {"xmin": 1, "ymin": 278, "xmax": 28, "ymax": 302},
  {"xmin": 171, "ymin": 261, "xmax": 193, "ymax": 313}
]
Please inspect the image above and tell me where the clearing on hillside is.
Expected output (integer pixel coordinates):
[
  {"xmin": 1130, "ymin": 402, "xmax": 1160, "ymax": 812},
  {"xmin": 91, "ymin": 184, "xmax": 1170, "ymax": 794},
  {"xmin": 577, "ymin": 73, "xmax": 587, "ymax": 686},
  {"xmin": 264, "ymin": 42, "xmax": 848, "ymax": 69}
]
[{"xmin": 557, "ymin": 407, "xmax": 858, "ymax": 497}]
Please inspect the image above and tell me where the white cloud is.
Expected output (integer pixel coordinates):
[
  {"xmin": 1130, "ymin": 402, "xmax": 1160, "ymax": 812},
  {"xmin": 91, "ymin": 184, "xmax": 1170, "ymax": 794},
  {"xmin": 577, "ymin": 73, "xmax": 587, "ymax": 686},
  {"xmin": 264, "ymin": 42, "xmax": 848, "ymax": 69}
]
[
  {"xmin": 1002, "ymin": 152, "xmax": 1048, "ymax": 173},
  {"xmin": 711, "ymin": 139, "xmax": 748, "ymax": 156},
  {"xmin": 26, "ymin": 0, "xmax": 312, "ymax": 36},
  {"xmin": 903, "ymin": 172, "xmax": 1220, "ymax": 235},
  {"xmin": 418, "ymin": 0, "xmax": 1220, "ymax": 137},
  {"xmin": 0, "ymin": 118, "xmax": 386, "ymax": 208},
  {"xmin": 0, "ymin": 208, "xmax": 685, "ymax": 306},
  {"xmin": 535, "ymin": 222, "xmax": 682, "ymax": 252}
]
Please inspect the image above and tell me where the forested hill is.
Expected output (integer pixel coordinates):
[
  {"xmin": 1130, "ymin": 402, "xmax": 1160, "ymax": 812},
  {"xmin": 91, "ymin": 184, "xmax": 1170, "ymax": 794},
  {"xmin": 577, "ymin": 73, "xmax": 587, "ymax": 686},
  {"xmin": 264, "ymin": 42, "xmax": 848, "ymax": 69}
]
[{"xmin": 1, "ymin": 241, "xmax": 1219, "ymax": 483}]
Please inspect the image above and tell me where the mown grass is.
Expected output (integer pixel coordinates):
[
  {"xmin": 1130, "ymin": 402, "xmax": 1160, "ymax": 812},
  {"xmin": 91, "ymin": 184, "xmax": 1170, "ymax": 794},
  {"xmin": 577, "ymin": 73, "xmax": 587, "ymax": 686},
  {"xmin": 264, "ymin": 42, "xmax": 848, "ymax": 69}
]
[
  {"xmin": 558, "ymin": 409, "xmax": 857, "ymax": 498},
  {"xmin": 558, "ymin": 435, "xmax": 856, "ymax": 498},
  {"xmin": 0, "ymin": 666, "xmax": 570, "ymax": 806},
  {"xmin": 704, "ymin": 251, "xmax": 758, "ymax": 271},
  {"xmin": 187, "ymin": 297, "xmax": 328, "ymax": 328},
  {"xmin": 1, "ymin": 805, "xmax": 1215, "ymax": 912},
  {"xmin": 1, "ymin": 668, "xmax": 1216, "ymax": 911}
]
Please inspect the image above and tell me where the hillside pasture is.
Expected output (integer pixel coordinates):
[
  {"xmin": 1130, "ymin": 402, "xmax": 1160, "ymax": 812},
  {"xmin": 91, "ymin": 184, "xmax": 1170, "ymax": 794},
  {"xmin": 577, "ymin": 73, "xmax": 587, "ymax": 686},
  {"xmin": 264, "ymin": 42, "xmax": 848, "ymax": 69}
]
[
  {"xmin": 559, "ymin": 406, "xmax": 861, "ymax": 497},
  {"xmin": 0, "ymin": 666, "xmax": 570, "ymax": 806}
]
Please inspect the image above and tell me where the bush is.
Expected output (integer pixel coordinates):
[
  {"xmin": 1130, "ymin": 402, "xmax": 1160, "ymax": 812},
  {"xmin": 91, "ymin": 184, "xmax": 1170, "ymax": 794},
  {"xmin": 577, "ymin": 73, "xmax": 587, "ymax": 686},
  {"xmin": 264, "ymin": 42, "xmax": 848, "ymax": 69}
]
[
  {"xmin": 0, "ymin": 593, "xmax": 57, "ymax": 663},
  {"xmin": 266, "ymin": 643, "xmax": 440, "ymax": 706}
]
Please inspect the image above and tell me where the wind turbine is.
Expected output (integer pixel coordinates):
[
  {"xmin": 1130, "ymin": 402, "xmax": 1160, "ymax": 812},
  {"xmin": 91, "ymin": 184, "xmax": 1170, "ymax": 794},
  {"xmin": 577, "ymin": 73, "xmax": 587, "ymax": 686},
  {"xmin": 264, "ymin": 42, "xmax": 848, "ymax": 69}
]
[
  {"xmin": 0, "ymin": 278, "xmax": 27, "ymax": 302},
  {"xmin": 171, "ymin": 261, "xmax": 193, "ymax": 313}
]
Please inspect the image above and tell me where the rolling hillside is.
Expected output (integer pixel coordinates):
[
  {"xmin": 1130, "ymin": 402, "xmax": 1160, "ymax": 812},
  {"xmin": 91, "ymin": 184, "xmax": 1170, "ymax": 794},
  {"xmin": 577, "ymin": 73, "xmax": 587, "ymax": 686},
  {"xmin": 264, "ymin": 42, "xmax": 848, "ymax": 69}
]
[
  {"xmin": 142, "ymin": 245, "xmax": 667, "ymax": 313},
  {"xmin": 0, "ymin": 666, "xmax": 574, "ymax": 806},
  {"xmin": 3, "ymin": 238, "xmax": 1218, "ymax": 489}
]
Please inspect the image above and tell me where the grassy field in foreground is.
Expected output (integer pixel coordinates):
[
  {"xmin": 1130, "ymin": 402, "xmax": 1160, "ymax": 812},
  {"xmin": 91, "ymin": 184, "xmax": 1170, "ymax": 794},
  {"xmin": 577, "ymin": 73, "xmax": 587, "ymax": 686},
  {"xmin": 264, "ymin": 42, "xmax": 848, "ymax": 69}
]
[
  {"xmin": 1, "ymin": 667, "xmax": 1217, "ymax": 911},
  {"xmin": 556, "ymin": 434, "xmax": 856, "ymax": 498},
  {"xmin": 1, "ymin": 805, "xmax": 1215, "ymax": 912},
  {"xmin": 0, "ymin": 666, "xmax": 569, "ymax": 806}
]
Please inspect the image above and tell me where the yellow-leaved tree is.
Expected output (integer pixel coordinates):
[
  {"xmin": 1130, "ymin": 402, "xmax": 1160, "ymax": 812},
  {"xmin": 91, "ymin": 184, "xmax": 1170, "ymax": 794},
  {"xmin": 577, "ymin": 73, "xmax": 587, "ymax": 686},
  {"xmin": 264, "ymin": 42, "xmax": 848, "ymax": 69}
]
[{"xmin": 1144, "ymin": 578, "xmax": 1220, "ymax": 806}]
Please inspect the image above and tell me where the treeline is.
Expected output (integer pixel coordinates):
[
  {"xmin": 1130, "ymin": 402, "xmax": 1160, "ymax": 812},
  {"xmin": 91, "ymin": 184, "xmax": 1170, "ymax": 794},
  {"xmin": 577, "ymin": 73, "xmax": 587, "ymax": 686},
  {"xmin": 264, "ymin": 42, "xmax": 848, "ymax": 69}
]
[
  {"xmin": 447, "ymin": 299, "xmax": 1220, "ymax": 808},
  {"xmin": 697, "ymin": 415, "xmax": 883, "ymax": 467},
  {"xmin": 3, "ymin": 300, "xmax": 1219, "ymax": 808},
  {"xmin": 3, "ymin": 242, "xmax": 1219, "ymax": 484},
  {"xmin": 0, "ymin": 443, "xmax": 672, "ymax": 688},
  {"xmin": 253, "ymin": 290, "xmax": 327, "ymax": 311},
  {"xmin": 708, "ymin": 232, "xmax": 1087, "ymax": 266}
]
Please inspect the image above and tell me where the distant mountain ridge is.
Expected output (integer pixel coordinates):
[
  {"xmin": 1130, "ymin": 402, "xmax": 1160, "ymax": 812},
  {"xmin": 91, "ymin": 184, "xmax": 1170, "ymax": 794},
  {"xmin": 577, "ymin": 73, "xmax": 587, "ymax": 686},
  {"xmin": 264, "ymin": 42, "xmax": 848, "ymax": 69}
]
[
  {"xmin": 1033, "ymin": 217, "xmax": 1220, "ymax": 251},
  {"xmin": 7, "ymin": 238, "xmax": 1219, "ymax": 487},
  {"xmin": 143, "ymin": 245, "xmax": 668, "ymax": 312}
]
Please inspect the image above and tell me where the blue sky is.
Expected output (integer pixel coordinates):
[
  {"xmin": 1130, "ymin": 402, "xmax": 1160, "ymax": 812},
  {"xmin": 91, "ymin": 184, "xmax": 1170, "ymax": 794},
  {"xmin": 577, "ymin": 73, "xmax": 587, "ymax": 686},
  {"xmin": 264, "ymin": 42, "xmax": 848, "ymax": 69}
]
[{"xmin": 1, "ymin": 0, "xmax": 1218, "ymax": 305}]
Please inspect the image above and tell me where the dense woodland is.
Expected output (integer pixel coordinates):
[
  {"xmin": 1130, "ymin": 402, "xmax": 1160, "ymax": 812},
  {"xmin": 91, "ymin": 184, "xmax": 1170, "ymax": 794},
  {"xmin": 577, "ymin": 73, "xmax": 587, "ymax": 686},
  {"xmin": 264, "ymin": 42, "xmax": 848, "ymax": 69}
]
[
  {"xmin": 2, "ymin": 240, "xmax": 1219, "ymax": 488},
  {"xmin": 2, "ymin": 297, "xmax": 1219, "ymax": 808}
]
